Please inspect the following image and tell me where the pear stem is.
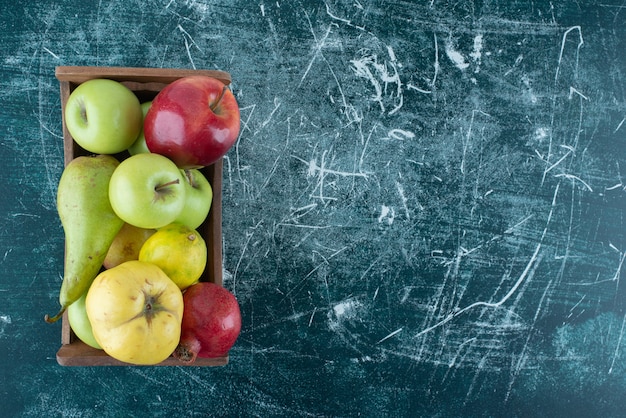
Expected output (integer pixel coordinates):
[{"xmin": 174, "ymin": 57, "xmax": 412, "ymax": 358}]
[{"xmin": 44, "ymin": 308, "xmax": 65, "ymax": 323}]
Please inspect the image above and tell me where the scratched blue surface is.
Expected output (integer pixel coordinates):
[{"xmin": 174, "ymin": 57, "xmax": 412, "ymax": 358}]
[{"xmin": 1, "ymin": 0, "xmax": 626, "ymax": 416}]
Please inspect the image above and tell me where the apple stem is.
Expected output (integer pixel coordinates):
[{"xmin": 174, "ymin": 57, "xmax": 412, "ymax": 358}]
[
  {"xmin": 155, "ymin": 179, "xmax": 180, "ymax": 191},
  {"xmin": 209, "ymin": 85, "xmax": 228, "ymax": 112},
  {"xmin": 183, "ymin": 169, "xmax": 197, "ymax": 188}
]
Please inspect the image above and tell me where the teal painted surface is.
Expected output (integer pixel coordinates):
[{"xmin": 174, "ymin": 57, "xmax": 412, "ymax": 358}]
[{"xmin": 1, "ymin": 0, "xmax": 625, "ymax": 416}]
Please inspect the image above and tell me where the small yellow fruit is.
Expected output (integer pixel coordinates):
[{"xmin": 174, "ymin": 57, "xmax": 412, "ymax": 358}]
[
  {"xmin": 103, "ymin": 223, "xmax": 155, "ymax": 269},
  {"xmin": 138, "ymin": 223, "xmax": 207, "ymax": 290},
  {"xmin": 86, "ymin": 260, "xmax": 183, "ymax": 365}
]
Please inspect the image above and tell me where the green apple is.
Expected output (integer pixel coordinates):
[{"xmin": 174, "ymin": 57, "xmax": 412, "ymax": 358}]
[
  {"xmin": 109, "ymin": 153, "xmax": 186, "ymax": 229},
  {"xmin": 64, "ymin": 79, "xmax": 142, "ymax": 154},
  {"xmin": 67, "ymin": 292, "xmax": 102, "ymax": 350},
  {"xmin": 175, "ymin": 169, "xmax": 213, "ymax": 229},
  {"xmin": 128, "ymin": 101, "xmax": 152, "ymax": 155}
]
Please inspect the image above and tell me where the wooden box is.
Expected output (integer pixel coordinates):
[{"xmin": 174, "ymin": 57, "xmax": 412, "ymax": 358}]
[{"xmin": 54, "ymin": 66, "xmax": 229, "ymax": 366}]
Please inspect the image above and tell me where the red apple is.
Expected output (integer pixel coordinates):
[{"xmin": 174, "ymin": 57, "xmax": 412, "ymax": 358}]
[{"xmin": 144, "ymin": 76, "xmax": 240, "ymax": 169}]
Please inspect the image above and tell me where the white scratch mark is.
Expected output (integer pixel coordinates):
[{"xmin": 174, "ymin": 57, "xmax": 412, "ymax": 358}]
[
  {"xmin": 609, "ymin": 312, "xmax": 626, "ymax": 374},
  {"xmin": 555, "ymin": 26, "xmax": 584, "ymax": 84},
  {"xmin": 177, "ymin": 24, "xmax": 202, "ymax": 69},
  {"xmin": 445, "ymin": 39, "xmax": 469, "ymax": 70},
  {"xmin": 469, "ymin": 34, "xmax": 483, "ymax": 73},
  {"xmin": 408, "ymin": 32, "xmax": 440, "ymax": 94},
  {"xmin": 378, "ymin": 205, "xmax": 395, "ymax": 225},
  {"xmin": 324, "ymin": 2, "xmax": 369, "ymax": 32},
  {"xmin": 396, "ymin": 180, "xmax": 413, "ymax": 218},
  {"xmin": 308, "ymin": 307, "xmax": 317, "ymax": 327},
  {"xmin": 232, "ymin": 221, "xmax": 262, "ymax": 296},
  {"xmin": 292, "ymin": 150, "xmax": 369, "ymax": 203},
  {"xmin": 399, "ymin": 286, "xmax": 415, "ymax": 303},
  {"xmin": 299, "ymin": 11, "xmax": 338, "ymax": 88},
  {"xmin": 385, "ymin": 45, "xmax": 404, "ymax": 116},
  {"xmin": 415, "ymin": 242, "xmax": 542, "ymax": 339},
  {"xmin": 407, "ymin": 84, "xmax": 432, "ymax": 94},
  {"xmin": 301, "ymin": 11, "xmax": 352, "ymax": 122},
  {"xmin": 360, "ymin": 253, "xmax": 385, "ymax": 281},
  {"xmin": 542, "ymin": 149, "xmax": 572, "ymax": 175},
  {"xmin": 324, "ymin": 2, "xmax": 351, "ymax": 25},
  {"xmin": 280, "ymin": 247, "xmax": 347, "ymax": 302},
  {"xmin": 333, "ymin": 301, "xmax": 353, "ymax": 316},
  {"xmin": 542, "ymin": 26, "xmax": 584, "ymax": 186},
  {"xmin": 504, "ymin": 215, "xmax": 534, "ymax": 234},
  {"xmin": 258, "ymin": 97, "xmax": 282, "ymax": 131},
  {"xmin": 432, "ymin": 33, "xmax": 440, "ymax": 88},
  {"xmin": 555, "ymin": 173, "xmax": 593, "ymax": 192},
  {"xmin": 568, "ymin": 86, "xmax": 589, "ymax": 101},
  {"xmin": 277, "ymin": 223, "xmax": 333, "ymax": 230},
  {"xmin": 42, "ymin": 47, "xmax": 59, "ymax": 59},
  {"xmin": 303, "ymin": 154, "xmax": 369, "ymax": 179},
  {"xmin": 611, "ymin": 249, "xmax": 626, "ymax": 283},
  {"xmin": 350, "ymin": 45, "xmax": 403, "ymax": 115},
  {"xmin": 567, "ymin": 249, "xmax": 625, "ymax": 286},
  {"xmin": 287, "ymin": 311, "xmax": 308, "ymax": 321},
  {"xmin": 0, "ymin": 315, "xmax": 12, "ymax": 337},
  {"xmin": 351, "ymin": 55, "xmax": 384, "ymax": 111},
  {"xmin": 567, "ymin": 295, "xmax": 586, "ymax": 319},
  {"xmin": 377, "ymin": 327, "xmax": 403, "ymax": 344},
  {"xmin": 288, "ymin": 204, "xmax": 318, "ymax": 220},
  {"xmin": 614, "ymin": 116, "xmax": 626, "ymax": 133},
  {"xmin": 386, "ymin": 129, "xmax": 415, "ymax": 141},
  {"xmin": 461, "ymin": 110, "xmax": 491, "ymax": 174},
  {"xmin": 330, "ymin": 298, "xmax": 363, "ymax": 329}
]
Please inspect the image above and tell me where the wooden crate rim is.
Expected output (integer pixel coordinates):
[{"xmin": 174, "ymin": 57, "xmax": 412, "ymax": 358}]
[{"xmin": 55, "ymin": 66, "xmax": 232, "ymax": 86}]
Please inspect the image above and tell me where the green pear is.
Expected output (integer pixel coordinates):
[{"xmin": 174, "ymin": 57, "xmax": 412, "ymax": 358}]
[{"xmin": 45, "ymin": 154, "xmax": 124, "ymax": 323}]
